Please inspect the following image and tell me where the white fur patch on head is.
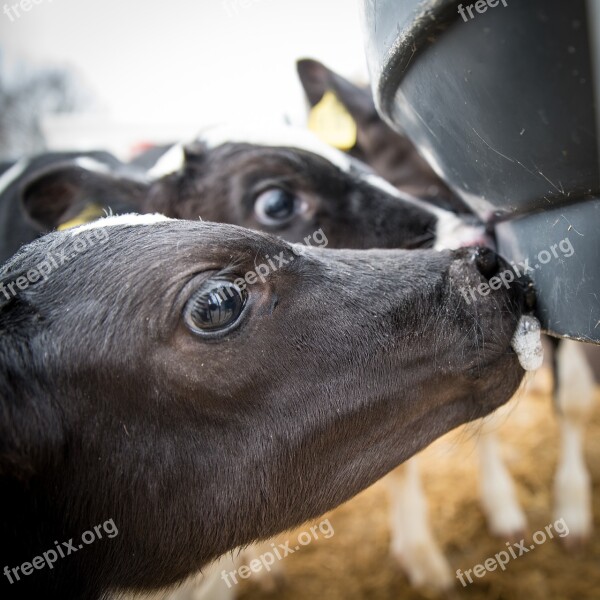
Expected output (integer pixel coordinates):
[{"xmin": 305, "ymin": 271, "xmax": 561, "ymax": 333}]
[
  {"xmin": 148, "ymin": 144, "xmax": 186, "ymax": 178},
  {"xmin": 363, "ymin": 170, "xmax": 451, "ymax": 217},
  {"xmin": 433, "ymin": 211, "xmax": 489, "ymax": 251},
  {"xmin": 71, "ymin": 213, "xmax": 173, "ymax": 234},
  {"xmin": 362, "ymin": 173, "xmax": 403, "ymax": 198},
  {"xmin": 198, "ymin": 122, "xmax": 352, "ymax": 173}
]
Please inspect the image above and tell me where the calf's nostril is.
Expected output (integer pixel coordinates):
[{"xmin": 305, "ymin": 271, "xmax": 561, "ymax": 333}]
[{"xmin": 474, "ymin": 247, "xmax": 499, "ymax": 279}]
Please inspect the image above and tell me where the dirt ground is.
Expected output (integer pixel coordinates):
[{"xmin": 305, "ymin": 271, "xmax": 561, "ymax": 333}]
[{"xmin": 237, "ymin": 369, "xmax": 600, "ymax": 600}]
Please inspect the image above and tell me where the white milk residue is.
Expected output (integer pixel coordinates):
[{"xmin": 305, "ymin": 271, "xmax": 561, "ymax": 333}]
[{"xmin": 511, "ymin": 315, "xmax": 544, "ymax": 371}]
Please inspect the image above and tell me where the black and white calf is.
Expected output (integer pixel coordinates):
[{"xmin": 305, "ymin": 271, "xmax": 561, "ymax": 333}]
[
  {"xmin": 0, "ymin": 214, "xmax": 528, "ymax": 598},
  {"xmin": 0, "ymin": 124, "xmax": 487, "ymax": 263}
]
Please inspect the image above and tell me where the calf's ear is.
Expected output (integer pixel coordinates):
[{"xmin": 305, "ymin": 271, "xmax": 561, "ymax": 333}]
[
  {"xmin": 183, "ymin": 141, "xmax": 207, "ymax": 171},
  {"xmin": 296, "ymin": 58, "xmax": 377, "ymax": 123},
  {"xmin": 20, "ymin": 161, "xmax": 149, "ymax": 232}
]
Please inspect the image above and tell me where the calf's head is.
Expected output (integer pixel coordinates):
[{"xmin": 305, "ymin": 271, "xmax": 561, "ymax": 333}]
[
  {"xmin": 0, "ymin": 216, "xmax": 524, "ymax": 596},
  {"xmin": 20, "ymin": 126, "xmax": 484, "ymax": 253}
]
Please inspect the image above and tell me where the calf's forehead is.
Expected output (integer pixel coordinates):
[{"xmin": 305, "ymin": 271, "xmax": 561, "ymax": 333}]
[
  {"xmin": 4, "ymin": 218, "xmax": 290, "ymax": 288},
  {"xmin": 76, "ymin": 218, "xmax": 290, "ymax": 267},
  {"xmin": 0, "ymin": 219, "xmax": 297, "ymax": 350},
  {"xmin": 199, "ymin": 124, "xmax": 353, "ymax": 173}
]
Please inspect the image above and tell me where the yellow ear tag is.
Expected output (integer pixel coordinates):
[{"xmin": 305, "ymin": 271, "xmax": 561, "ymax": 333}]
[
  {"xmin": 57, "ymin": 203, "xmax": 105, "ymax": 231},
  {"xmin": 308, "ymin": 90, "xmax": 358, "ymax": 151}
]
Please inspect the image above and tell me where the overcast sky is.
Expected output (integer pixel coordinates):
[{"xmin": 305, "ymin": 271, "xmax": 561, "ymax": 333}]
[{"xmin": 0, "ymin": 0, "xmax": 368, "ymax": 130}]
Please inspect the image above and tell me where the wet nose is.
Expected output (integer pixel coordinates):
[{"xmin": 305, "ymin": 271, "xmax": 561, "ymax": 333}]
[{"xmin": 471, "ymin": 247, "xmax": 537, "ymax": 310}]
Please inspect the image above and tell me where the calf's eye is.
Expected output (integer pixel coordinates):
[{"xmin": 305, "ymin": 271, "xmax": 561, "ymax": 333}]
[
  {"xmin": 184, "ymin": 281, "xmax": 247, "ymax": 335},
  {"xmin": 254, "ymin": 188, "xmax": 298, "ymax": 226}
]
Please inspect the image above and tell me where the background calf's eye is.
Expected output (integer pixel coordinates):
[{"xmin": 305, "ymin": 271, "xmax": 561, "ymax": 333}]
[
  {"xmin": 184, "ymin": 281, "xmax": 247, "ymax": 334},
  {"xmin": 254, "ymin": 188, "xmax": 298, "ymax": 226}
]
